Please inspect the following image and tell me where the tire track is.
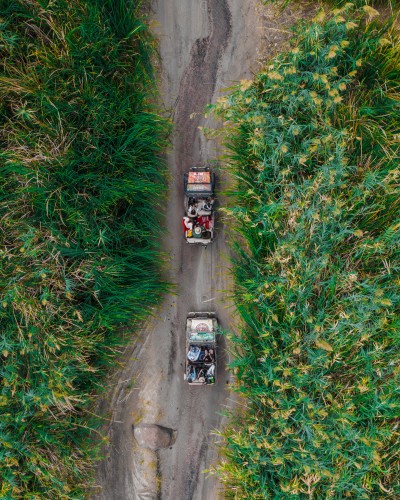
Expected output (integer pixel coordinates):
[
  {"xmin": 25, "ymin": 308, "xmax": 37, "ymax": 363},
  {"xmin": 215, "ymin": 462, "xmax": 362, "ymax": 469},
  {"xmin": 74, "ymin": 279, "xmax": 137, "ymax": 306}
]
[{"xmin": 175, "ymin": 0, "xmax": 232, "ymax": 172}]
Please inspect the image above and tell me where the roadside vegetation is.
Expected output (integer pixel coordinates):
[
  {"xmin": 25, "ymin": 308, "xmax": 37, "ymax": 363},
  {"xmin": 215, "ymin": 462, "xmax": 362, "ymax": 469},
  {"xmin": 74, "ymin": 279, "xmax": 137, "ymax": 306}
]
[
  {"xmin": 212, "ymin": 4, "xmax": 399, "ymax": 498},
  {"xmin": 265, "ymin": 0, "xmax": 400, "ymax": 8},
  {"xmin": 0, "ymin": 0, "xmax": 168, "ymax": 496}
]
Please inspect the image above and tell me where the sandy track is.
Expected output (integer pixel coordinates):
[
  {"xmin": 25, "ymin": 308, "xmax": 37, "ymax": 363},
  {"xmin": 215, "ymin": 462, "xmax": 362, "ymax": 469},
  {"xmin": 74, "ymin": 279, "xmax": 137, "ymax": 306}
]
[{"xmin": 93, "ymin": 1, "xmax": 262, "ymax": 499}]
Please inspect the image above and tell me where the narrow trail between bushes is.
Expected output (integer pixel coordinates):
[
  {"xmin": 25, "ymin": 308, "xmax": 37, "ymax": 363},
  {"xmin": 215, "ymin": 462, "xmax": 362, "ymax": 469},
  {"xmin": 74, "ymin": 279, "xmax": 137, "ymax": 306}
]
[{"xmin": 94, "ymin": 1, "xmax": 263, "ymax": 498}]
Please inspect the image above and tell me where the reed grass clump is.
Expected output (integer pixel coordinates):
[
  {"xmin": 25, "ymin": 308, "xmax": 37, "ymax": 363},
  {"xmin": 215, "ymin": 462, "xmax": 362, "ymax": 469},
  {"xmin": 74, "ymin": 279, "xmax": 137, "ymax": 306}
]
[
  {"xmin": 0, "ymin": 0, "xmax": 169, "ymax": 496},
  {"xmin": 212, "ymin": 4, "xmax": 399, "ymax": 498},
  {"xmin": 264, "ymin": 0, "xmax": 399, "ymax": 9}
]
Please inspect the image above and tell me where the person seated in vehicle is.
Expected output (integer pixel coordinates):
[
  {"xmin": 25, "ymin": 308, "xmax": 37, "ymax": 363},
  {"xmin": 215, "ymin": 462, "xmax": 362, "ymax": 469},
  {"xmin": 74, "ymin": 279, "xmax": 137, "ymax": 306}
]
[
  {"xmin": 187, "ymin": 205, "xmax": 198, "ymax": 217},
  {"xmin": 202, "ymin": 198, "xmax": 213, "ymax": 213},
  {"xmin": 203, "ymin": 348, "xmax": 214, "ymax": 362},
  {"xmin": 182, "ymin": 216, "xmax": 193, "ymax": 231}
]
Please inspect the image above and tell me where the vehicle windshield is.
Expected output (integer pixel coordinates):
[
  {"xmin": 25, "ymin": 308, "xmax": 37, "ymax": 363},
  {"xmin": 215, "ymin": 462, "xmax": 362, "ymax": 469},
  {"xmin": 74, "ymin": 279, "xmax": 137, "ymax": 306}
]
[
  {"xmin": 186, "ymin": 183, "xmax": 212, "ymax": 193},
  {"xmin": 189, "ymin": 331, "xmax": 215, "ymax": 342}
]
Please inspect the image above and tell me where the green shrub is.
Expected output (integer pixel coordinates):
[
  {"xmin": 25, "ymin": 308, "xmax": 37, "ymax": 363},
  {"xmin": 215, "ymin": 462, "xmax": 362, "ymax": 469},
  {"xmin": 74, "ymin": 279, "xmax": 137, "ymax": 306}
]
[
  {"xmin": 0, "ymin": 0, "xmax": 169, "ymax": 496},
  {"xmin": 212, "ymin": 4, "xmax": 399, "ymax": 498}
]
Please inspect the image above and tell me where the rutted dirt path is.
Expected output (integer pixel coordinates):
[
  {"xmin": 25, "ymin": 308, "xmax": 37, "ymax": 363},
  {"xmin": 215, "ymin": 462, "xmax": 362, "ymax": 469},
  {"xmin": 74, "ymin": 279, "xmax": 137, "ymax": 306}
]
[
  {"xmin": 94, "ymin": 1, "xmax": 262, "ymax": 499},
  {"xmin": 174, "ymin": 0, "xmax": 231, "ymax": 168}
]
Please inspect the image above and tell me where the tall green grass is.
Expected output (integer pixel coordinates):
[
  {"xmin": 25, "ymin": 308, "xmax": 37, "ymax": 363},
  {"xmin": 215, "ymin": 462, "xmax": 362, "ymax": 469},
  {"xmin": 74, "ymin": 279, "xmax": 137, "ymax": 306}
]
[
  {"xmin": 263, "ymin": 0, "xmax": 399, "ymax": 9},
  {"xmin": 0, "ymin": 0, "xmax": 169, "ymax": 497},
  {"xmin": 212, "ymin": 4, "xmax": 399, "ymax": 498}
]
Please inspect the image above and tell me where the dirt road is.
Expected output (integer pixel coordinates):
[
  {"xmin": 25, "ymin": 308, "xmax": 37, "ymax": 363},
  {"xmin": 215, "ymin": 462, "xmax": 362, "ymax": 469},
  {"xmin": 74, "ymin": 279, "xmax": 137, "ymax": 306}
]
[{"xmin": 93, "ymin": 1, "xmax": 262, "ymax": 499}]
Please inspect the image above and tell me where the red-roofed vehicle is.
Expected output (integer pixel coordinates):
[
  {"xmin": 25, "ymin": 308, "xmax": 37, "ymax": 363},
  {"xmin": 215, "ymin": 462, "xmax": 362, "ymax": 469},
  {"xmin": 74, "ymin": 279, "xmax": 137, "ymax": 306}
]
[{"xmin": 182, "ymin": 167, "xmax": 215, "ymax": 246}]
